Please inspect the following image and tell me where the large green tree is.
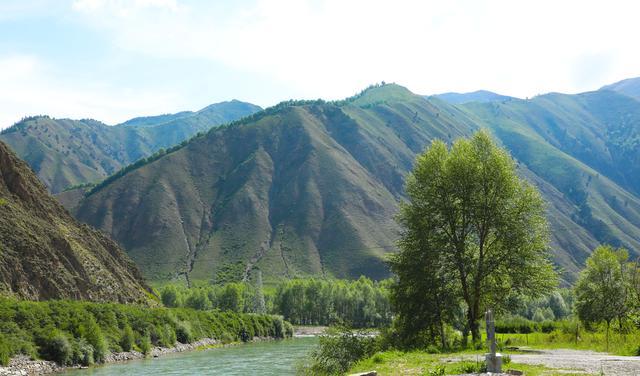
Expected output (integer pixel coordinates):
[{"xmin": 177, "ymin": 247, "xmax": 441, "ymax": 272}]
[
  {"xmin": 393, "ymin": 130, "xmax": 557, "ymax": 343},
  {"xmin": 574, "ymin": 245, "xmax": 630, "ymax": 351}
]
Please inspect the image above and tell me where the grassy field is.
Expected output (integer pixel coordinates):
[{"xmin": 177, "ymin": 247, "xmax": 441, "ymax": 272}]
[
  {"xmin": 346, "ymin": 328, "xmax": 639, "ymax": 375},
  {"xmin": 348, "ymin": 350, "xmax": 588, "ymax": 376},
  {"xmin": 495, "ymin": 330, "xmax": 640, "ymax": 356}
]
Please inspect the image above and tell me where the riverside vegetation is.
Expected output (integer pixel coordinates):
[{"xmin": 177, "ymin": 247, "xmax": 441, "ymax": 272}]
[
  {"xmin": 160, "ymin": 276, "xmax": 393, "ymax": 328},
  {"xmin": 0, "ymin": 298, "xmax": 293, "ymax": 367}
]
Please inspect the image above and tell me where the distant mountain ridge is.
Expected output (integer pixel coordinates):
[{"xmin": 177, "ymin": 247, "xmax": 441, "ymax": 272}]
[
  {"xmin": 433, "ymin": 90, "xmax": 515, "ymax": 104},
  {"xmin": 601, "ymin": 77, "xmax": 640, "ymax": 101},
  {"xmin": 0, "ymin": 140, "xmax": 153, "ymax": 302},
  {"xmin": 0, "ymin": 100, "xmax": 261, "ymax": 193},
  {"xmin": 72, "ymin": 83, "xmax": 640, "ymax": 284}
]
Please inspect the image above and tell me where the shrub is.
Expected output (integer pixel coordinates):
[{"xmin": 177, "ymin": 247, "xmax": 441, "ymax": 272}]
[
  {"xmin": 283, "ymin": 321, "xmax": 294, "ymax": 338},
  {"xmin": 495, "ymin": 316, "xmax": 534, "ymax": 334},
  {"xmin": 273, "ymin": 316, "xmax": 284, "ymax": 338},
  {"xmin": 0, "ymin": 334, "xmax": 10, "ymax": 366},
  {"xmin": 426, "ymin": 365, "xmax": 446, "ymax": 376},
  {"xmin": 137, "ymin": 333, "xmax": 152, "ymax": 355},
  {"xmin": 453, "ymin": 360, "xmax": 486, "ymax": 373},
  {"xmin": 175, "ymin": 322, "xmax": 193, "ymax": 344},
  {"xmin": 303, "ymin": 327, "xmax": 380, "ymax": 375},
  {"xmin": 159, "ymin": 324, "xmax": 177, "ymax": 347},
  {"xmin": 71, "ymin": 338, "xmax": 94, "ymax": 366},
  {"xmin": 161, "ymin": 286, "xmax": 181, "ymax": 308},
  {"xmin": 81, "ymin": 320, "xmax": 107, "ymax": 363},
  {"xmin": 120, "ymin": 325, "xmax": 135, "ymax": 352},
  {"xmin": 539, "ymin": 320, "xmax": 557, "ymax": 333},
  {"xmin": 426, "ymin": 345, "xmax": 441, "ymax": 354},
  {"xmin": 38, "ymin": 330, "xmax": 72, "ymax": 365}
]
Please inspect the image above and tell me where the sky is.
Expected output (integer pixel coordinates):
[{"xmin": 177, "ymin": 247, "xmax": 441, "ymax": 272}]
[{"xmin": 1, "ymin": 0, "xmax": 639, "ymax": 128}]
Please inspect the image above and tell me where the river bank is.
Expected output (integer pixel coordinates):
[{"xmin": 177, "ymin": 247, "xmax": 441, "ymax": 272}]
[
  {"xmin": 0, "ymin": 337, "xmax": 279, "ymax": 376},
  {"xmin": 293, "ymin": 326, "xmax": 327, "ymax": 337}
]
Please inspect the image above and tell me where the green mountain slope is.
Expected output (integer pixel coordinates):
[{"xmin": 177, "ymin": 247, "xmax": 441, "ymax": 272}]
[
  {"xmin": 72, "ymin": 83, "xmax": 640, "ymax": 284},
  {"xmin": 0, "ymin": 141, "xmax": 152, "ymax": 302},
  {"xmin": 74, "ymin": 85, "xmax": 479, "ymax": 283},
  {"xmin": 0, "ymin": 100, "xmax": 261, "ymax": 193},
  {"xmin": 459, "ymin": 91, "xmax": 640, "ymax": 265}
]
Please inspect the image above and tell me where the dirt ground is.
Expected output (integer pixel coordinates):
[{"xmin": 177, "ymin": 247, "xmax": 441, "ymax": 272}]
[
  {"xmin": 448, "ymin": 349, "xmax": 640, "ymax": 375},
  {"xmin": 509, "ymin": 349, "xmax": 640, "ymax": 375}
]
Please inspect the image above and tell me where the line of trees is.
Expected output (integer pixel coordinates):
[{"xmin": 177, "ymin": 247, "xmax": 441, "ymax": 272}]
[
  {"xmin": 159, "ymin": 276, "xmax": 393, "ymax": 328},
  {"xmin": 273, "ymin": 277, "xmax": 392, "ymax": 328}
]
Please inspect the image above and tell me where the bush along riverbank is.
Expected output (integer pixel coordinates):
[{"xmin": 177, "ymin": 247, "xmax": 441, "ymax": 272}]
[{"xmin": 0, "ymin": 298, "xmax": 293, "ymax": 372}]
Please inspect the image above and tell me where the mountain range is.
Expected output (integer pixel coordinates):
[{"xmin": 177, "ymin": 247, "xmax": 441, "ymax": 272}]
[
  {"xmin": 0, "ymin": 140, "xmax": 152, "ymax": 302},
  {"xmin": 0, "ymin": 100, "xmax": 261, "ymax": 193},
  {"xmin": 3, "ymin": 78, "xmax": 640, "ymax": 286},
  {"xmin": 63, "ymin": 80, "xmax": 640, "ymax": 284}
]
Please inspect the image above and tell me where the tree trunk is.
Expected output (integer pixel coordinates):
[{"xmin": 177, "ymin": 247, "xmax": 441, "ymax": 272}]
[
  {"xmin": 439, "ymin": 317, "xmax": 447, "ymax": 350},
  {"xmin": 606, "ymin": 320, "xmax": 610, "ymax": 352},
  {"xmin": 468, "ymin": 308, "xmax": 480, "ymax": 344},
  {"xmin": 462, "ymin": 325, "xmax": 469, "ymax": 348}
]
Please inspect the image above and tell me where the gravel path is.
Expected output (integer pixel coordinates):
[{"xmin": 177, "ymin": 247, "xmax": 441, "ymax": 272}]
[
  {"xmin": 445, "ymin": 349, "xmax": 640, "ymax": 375},
  {"xmin": 509, "ymin": 349, "xmax": 640, "ymax": 375}
]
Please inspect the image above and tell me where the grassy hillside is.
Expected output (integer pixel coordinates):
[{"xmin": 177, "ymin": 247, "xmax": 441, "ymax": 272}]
[
  {"xmin": 75, "ymin": 85, "xmax": 478, "ymax": 283},
  {"xmin": 0, "ymin": 141, "xmax": 153, "ymax": 303},
  {"xmin": 73, "ymin": 84, "xmax": 640, "ymax": 284},
  {"xmin": 0, "ymin": 101, "xmax": 261, "ymax": 193},
  {"xmin": 460, "ymin": 92, "xmax": 640, "ymax": 272}
]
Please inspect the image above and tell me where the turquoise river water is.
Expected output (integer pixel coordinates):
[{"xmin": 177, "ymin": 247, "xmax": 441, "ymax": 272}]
[{"xmin": 61, "ymin": 336, "xmax": 318, "ymax": 375}]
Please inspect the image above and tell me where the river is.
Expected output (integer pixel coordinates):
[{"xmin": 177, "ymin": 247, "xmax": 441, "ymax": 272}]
[{"xmin": 61, "ymin": 336, "xmax": 318, "ymax": 375}]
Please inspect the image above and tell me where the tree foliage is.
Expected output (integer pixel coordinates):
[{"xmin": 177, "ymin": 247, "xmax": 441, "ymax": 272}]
[
  {"xmin": 392, "ymin": 130, "xmax": 557, "ymax": 344},
  {"xmin": 160, "ymin": 277, "xmax": 392, "ymax": 328},
  {"xmin": 574, "ymin": 245, "xmax": 630, "ymax": 350}
]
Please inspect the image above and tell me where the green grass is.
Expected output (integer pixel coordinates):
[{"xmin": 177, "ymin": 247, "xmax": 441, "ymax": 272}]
[
  {"xmin": 346, "ymin": 325, "xmax": 639, "ymax": 375},
  {"xmin": 496, "ymin": 329, "xmax": 640, "ymax": 356},
  {"xmin": 349, "ymin": 350, "xmax": 590, "ymax": 375}
]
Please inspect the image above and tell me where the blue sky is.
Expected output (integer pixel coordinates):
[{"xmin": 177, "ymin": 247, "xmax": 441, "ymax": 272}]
[{"xmin": 1, "ymin": 0, "xmax": 639, "ymax": 128}]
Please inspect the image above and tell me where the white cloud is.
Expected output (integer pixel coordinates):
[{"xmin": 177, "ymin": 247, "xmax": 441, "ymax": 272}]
[
  {"xmin": 0, "ymin": 54, "xmax": 184, "ymax": 127},
  {"xmin": 72, "ymin": 0, "xmax": 179, "ymax": 14},
  {"xmin": 67, "ymin": 0, "xmax": 640, "ymax": 100},
  {"xmin": 2, "ymin": 0, "xmax": 640, "ymax": 128}
]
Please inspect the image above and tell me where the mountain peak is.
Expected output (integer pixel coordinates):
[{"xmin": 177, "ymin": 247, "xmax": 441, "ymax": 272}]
[{"xmin": 349, "ymin": 83, "xmax": 417, "ymax": 107}]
